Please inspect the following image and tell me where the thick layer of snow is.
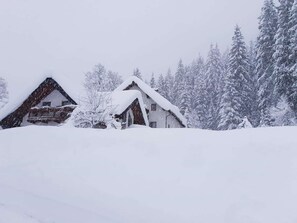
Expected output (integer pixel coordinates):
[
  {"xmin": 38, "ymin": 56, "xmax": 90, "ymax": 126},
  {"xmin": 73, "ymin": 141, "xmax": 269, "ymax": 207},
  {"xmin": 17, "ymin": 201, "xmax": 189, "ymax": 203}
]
[
  {"xmin": 106, "ymin": 90, "xmax": 148, "ymax": 125},
  {"xmin": 115, "ymin": 76, "xmax": 187, "ymax": 126},
  {"xmin": 0, "ymin": 126, "xmax": 297, "ymax": 222}
]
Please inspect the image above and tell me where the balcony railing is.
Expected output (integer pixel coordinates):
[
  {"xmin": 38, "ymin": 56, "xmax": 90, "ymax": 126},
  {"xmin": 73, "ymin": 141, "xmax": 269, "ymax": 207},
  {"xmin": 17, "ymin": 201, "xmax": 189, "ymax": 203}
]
[{"xmin": 27, "ymin": 105, "xmax": 76, "ymax": 124}]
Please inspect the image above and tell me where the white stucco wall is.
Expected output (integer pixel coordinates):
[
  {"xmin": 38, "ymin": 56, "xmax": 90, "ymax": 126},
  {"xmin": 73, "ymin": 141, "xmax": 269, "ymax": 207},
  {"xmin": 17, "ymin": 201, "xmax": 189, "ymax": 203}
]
[
  {"xmin": 36, "ymin": 90, "xmax": 69, "ymax": 108},
  {"xmin": 127, "ymin": 85, "xmax": 183, "ymax": 128}
]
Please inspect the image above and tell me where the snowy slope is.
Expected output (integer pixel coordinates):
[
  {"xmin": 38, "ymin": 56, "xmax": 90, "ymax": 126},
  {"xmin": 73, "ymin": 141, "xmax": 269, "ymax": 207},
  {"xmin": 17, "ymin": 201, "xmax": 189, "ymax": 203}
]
[{"xmin": 0, "ymin": 126, "xmax": 297, "ymax": 223}]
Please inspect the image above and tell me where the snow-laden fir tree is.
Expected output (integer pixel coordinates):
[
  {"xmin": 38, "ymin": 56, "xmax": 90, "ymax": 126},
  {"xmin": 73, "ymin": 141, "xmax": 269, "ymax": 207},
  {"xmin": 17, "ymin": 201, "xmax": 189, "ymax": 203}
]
[
  {"xmin": 0, "ymin": 77, "xmax": 8, "ymax": 110},
  {"xmin": 190, "ymin": 57, "xmax": 208, "ymax": 128},
  {"xmin": 133, "ymin": 68, "xmax": 143, "ymax": 80},
  {"xmin": 204, "ymin": 44, "xmax": 224, "ymax": 130},
  {"xmin": 150, "ymin": 73, "xmax": 156, "ymax": 88},
  {"xmin": 256, "ymin": 0, "xmax": 278, "ymax": 126},
  {"xmin": 273, "ymin": 0, "xmax": 294, "ymax": 98},
  {"xmin": 288, "ymin": 0, "xmax": 297, "ymax": 115},
  {"xmin": 179, "ymin": 66, "xmax": 192, "ymax": 116},
  {"xmin": 219, "ymin": 26, "xmax": 252, "ymax": 130},
  {"xmin": 164, "ymin": 69, "xmax": 175, "ymax": 103},
  {"xmin": 173, "ymin": 60, "xmax": 186, "ymax": 108},
  {"xmin": 157, "ymin": 74, "xmax": 168, "ymax": 99},
  {"xmin": 247, "ymin": 41, "xmax": 260, "ymax": 127}
]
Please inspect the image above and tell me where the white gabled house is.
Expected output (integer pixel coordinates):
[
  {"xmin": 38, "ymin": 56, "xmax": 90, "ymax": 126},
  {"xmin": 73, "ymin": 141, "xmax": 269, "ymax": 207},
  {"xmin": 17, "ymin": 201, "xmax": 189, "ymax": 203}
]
[{"xmin": 116, "ymin": 76, "xmax": 187, "ymax": 128}]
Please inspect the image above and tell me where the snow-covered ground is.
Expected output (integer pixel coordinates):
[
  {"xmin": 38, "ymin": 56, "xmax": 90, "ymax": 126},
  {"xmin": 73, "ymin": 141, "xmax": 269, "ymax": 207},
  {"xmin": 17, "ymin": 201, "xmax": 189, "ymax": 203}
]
[{"xmin": 0, "ymin": 126, "xmax": 297, "ymax": 223}]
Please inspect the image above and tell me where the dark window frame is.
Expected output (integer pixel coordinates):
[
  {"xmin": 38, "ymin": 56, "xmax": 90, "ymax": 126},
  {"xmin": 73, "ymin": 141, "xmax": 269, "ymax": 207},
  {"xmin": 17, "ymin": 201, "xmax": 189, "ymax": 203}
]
[
  {"xmin": 149, "ymin": 122, "xmax": 157, "ymax": 128},
  {"xmin": 42, "ymin": 101, "xmax": 51, "ymax": 107},
  {"xmin": 151, "ymin": 103, "xmax": 157, "ymax": 111},
  {"xmin": 62, "ymin": 101, "xmax": 71, "ymax": 106}
]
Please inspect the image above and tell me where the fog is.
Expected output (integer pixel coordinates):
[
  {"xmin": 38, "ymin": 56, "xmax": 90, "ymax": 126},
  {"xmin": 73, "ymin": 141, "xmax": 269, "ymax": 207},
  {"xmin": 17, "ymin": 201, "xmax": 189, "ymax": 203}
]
[{"xmin": 0, "ymin": 0, "xmax": 262, "ymax": 87}]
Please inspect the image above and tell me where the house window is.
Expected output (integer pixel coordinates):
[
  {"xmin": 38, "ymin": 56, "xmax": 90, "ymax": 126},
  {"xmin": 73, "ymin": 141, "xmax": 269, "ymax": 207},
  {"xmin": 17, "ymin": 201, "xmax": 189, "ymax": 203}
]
[
  {"xmin": 151, "ymin": 103, "xmax": 157, "ymax": 111},
  {"xmin": 42, "ymin": 101, "xmax": 51, "ymax": 107},
  {"xmin": 149, "ymin": 122, "xmax": 157, "ymax": 128},
  {"xmin": 62, "ymin": 101, "xmax": 71, "ymax": 106}
]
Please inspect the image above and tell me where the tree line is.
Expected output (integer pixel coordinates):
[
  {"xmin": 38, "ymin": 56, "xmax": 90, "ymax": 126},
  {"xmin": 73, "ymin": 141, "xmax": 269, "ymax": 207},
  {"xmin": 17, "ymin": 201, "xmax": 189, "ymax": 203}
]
[{"xmin": 148, "ymin": 0, "xmax": 297, "ymax": 129}]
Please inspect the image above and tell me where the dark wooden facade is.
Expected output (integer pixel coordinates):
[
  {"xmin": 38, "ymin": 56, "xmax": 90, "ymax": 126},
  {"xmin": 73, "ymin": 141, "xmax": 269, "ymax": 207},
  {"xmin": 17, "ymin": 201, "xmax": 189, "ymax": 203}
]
[
  {"xmin": 115, "ymin": 98, "xmax": 147, "ymax": 129},
  {"xmin": 0, "ymin": 78, "xmax": 77, "ymax": 129},
  {"xmin": 27, "ymin": 106, "xmax": 76, "ymax": 124}
]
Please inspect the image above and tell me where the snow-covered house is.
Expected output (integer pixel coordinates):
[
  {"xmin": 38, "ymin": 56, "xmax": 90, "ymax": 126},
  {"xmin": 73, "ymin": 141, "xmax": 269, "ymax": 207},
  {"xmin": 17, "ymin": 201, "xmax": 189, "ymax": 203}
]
[
  {"xmin": 116, "ymin": 76, "xmax": 186, "ymax": 128},
  {"xmin": 0, "ymin": 77, "xmax": 148, "ymax": 129}
]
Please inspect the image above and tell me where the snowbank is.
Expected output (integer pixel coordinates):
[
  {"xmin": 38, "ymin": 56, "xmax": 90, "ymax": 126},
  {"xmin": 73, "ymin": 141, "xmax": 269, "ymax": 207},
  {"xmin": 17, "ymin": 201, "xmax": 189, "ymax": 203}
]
[{"xmin": 0, "ymin": 126, "xmax": 297, "ymax": 222}]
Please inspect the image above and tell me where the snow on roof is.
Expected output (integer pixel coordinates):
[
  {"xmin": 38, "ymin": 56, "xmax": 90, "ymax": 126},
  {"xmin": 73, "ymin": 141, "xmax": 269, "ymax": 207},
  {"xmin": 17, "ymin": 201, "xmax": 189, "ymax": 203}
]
[
  {"xmin": 115, "ymin": 76, "xmax": 187, "ymax": 126},
  {"xmin": 110, "ymin": 90, "xmax": 149, "ymax": 126},
  {"xmin": 0, "ymin": 75, "xmax": 84, "ymax": 121}
]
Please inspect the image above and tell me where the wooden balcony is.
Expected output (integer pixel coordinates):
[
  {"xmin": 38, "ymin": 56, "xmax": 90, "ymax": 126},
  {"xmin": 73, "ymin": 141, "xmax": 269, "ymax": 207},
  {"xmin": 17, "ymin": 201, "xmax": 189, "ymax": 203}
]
[{"xmin": 27, "ymin": 105, "xmax": 76, "ymax": 124}]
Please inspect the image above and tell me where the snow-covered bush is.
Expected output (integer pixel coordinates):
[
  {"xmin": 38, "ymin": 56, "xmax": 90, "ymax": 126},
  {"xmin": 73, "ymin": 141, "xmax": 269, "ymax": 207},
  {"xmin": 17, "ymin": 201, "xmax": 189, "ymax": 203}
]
[
  {"xmin": 71, "ymin": 91, "xmax": 121, "ymax": 129},
  {"xmin": 238, "ymin": 116, "xmax": 253, "ymax": 129}
]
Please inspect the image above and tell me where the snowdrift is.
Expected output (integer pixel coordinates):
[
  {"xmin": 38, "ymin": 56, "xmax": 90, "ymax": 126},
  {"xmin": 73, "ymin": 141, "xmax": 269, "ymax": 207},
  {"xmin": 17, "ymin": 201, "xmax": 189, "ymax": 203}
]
[{"xmin": 0, "ymin": 126, "xmax": 297, "ymax": 223}]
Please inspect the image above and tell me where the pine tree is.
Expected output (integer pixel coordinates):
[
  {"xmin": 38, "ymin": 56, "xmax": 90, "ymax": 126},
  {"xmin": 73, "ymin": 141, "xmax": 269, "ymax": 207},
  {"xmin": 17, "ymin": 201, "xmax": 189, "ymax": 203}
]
[
  {"xmin": 150, "ymin": 73, "xmax": 156, "ymax": 88},
  {"xmin": 179, "ymin": 66, "xmax": 192, "ymax": 115},
  {"xmin": 247, "ymin": 41, "xmax": 260, "ymax": 127},
  {"xmin": 133, "ymin": 68, "xmax": 143, "ymax": 80},
  {"xmin": 256, "ymin": 0, "xmax": 278, "ymax": 126},
  {"xmin": 219, "ymin": 26, "xmax": 251, "ymax": 130},
  {"xmin": 288, "ymin": 0, "xmax": 297, "ymax": 115},
  {"xmin": 157, "ymin": 74, "xmax": 168, "ymax": 99},
  {"xmin": 173, "ymin": 60, "xmax": 186, "ymax": 107},
  {"xmin": 164, "ymin": 69, "xmax": 175, "ymax": 103},
  {"xmin": 204, "ymin": 44, "xmax": 223, "ymax": 130},
  {"xmin": 190, "ymin": 57, "xmax": 208, "ymax": 128},
  {"xmin": 273, "ymin": 0, "xmax": 294, "ymax": 98}
]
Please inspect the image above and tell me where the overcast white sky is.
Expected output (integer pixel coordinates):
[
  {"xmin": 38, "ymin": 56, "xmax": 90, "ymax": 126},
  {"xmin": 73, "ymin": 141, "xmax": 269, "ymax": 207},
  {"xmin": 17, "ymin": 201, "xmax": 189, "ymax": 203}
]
[{"xmin": 0, "ymin": 0, "xmax": 263, "ymax": 89}]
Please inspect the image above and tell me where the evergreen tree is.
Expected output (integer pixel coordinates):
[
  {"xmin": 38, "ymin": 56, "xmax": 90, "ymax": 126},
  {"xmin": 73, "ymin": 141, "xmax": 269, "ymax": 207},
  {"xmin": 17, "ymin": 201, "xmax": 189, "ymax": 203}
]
[
  {"xmin": 190, "ymin": 57, "xmax": 208, "ymax": 128},
  {"xmin": 164, "ymin": 69, "xmax": 175, "ymax": 103},
  {"xmin": 273, "ymin": 0, "xmax": 294, "ymax": 98},
  {"xmin": 150, "ymin": 73, "xmax": 156, "ymax": 88},
  {"xmin": 288, "ymin": 0, "xmax": 297, "ymax": 115},
  {"xmin": 157, "ymin": 74, "xmax": 168, "ymax": 99},
  {"xmin": 247, "ymin": 41, "xmax": 260, "ymax": 127},
  {"xmin": 173, "ymin": 60, "xmax": 186, "ymax": 107},
  {"xmin": 219, "ymin": 26, "xmax": 251, "ymax": 130},
  {"xmin": 179, "ymin": 66, "xmax": 192, "ymax": 115},
  {"xmin": 256, "ymin": 0, "xmax": 278, "ymax": 126},
  {"xmin": 204, "ymin": 44, "xmax": 223, "ymax": 130},
  {"xmin": 133, "ymin": 68, "xmax": 143, "ymax": 80}
]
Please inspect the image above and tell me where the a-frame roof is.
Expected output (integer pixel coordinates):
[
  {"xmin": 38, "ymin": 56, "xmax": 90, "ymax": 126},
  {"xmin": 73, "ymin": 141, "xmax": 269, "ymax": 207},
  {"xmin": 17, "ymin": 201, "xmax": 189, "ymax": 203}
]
[
  {"xmin": 0, "ymin": 77, "xmax": 77, "ymax": 128},
  {"xmin": 115, "ymin": 76, "xmax": 187, "ymax": 127}
]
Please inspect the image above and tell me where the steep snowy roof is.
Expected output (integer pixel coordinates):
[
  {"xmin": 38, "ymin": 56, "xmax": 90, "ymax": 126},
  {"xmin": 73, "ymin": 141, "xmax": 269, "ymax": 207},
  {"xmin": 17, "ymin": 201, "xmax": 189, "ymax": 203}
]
[
  {"xmin": 95, "ymin": 90, "xmax": 149, "ymax": 126},
  {"xmin": 115, "ymin": 76, "xmax": 187, "ymax": 126},
  {"xmin": 0, "ymin": 75, "xmax": 84, "ymax": 121}
]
